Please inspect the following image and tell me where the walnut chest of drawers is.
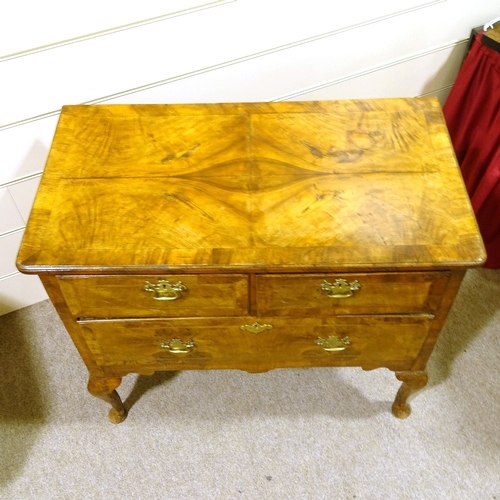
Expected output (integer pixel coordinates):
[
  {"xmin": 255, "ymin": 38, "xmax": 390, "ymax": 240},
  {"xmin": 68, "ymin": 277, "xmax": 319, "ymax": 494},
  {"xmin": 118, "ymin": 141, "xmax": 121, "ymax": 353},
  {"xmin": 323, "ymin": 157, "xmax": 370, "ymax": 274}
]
[{"xmin": 17, "ymin": 98, "xmax": 485, "ymax": 423}]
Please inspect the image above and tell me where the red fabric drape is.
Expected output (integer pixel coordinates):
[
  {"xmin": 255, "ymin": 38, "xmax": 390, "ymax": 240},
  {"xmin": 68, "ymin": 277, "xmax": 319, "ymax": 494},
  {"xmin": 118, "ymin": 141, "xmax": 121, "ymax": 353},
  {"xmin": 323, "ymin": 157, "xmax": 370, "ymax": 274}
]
[{"xmin": 443, "ymin": 33, "xmax": 500, "ymax": 268}]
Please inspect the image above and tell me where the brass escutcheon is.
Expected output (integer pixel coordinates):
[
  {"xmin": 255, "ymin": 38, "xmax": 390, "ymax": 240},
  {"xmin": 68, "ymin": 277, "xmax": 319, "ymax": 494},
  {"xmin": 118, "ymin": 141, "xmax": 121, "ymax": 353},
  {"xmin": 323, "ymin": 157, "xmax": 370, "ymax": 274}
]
[
  {"xmin": 240, "ymin": 322, "xmax": 273, "ymax": 334},
  {"xmin": 144, "ymin": 279, "xmax": 187, "ymax": 300},
  {"xmin": 316, "ymin": 335, "xmax": 351, "ymax": 352},
  {"xmin": 160, "ymin": 338, "xmax": 195, "ymax": 354},
  {"xmin": 320, "ymin": 279, "xmax": 361, "ymax": 299}
]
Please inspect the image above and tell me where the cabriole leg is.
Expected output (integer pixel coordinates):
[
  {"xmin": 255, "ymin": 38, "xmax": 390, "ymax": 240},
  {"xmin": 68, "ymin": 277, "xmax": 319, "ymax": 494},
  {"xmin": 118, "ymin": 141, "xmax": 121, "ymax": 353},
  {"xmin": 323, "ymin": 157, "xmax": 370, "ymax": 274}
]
[
  {"xmin": 392, "ymin": 371, "xmax": 428, "ymax": 419},
  {"xmin": 88, "ymin": 376, "xmax": 128, "ymax": 424}
]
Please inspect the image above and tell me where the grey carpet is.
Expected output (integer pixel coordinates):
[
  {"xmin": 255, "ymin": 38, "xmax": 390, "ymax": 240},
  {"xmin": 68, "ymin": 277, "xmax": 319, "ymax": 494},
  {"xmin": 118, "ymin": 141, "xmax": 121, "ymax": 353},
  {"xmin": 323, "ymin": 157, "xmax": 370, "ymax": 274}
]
[{"xmin": 1, "ymin": 268, "xmax": 499, "ymax": 499}]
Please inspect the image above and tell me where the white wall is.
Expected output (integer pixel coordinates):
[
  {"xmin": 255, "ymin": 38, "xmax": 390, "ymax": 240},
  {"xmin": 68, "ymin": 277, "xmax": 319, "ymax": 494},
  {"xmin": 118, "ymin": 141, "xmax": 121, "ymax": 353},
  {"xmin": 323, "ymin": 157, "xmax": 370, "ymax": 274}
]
[{"xmin": 1, "ymin": 0, "xmax": 498, "ymax": 315}]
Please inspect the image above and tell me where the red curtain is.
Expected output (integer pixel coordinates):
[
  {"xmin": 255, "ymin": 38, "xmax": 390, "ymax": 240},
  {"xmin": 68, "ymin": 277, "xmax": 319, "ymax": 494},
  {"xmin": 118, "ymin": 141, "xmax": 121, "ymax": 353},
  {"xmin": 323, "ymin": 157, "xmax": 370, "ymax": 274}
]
[{"xmin": 443, "ymin": 33, "xmax": 500, "ymax": 268}]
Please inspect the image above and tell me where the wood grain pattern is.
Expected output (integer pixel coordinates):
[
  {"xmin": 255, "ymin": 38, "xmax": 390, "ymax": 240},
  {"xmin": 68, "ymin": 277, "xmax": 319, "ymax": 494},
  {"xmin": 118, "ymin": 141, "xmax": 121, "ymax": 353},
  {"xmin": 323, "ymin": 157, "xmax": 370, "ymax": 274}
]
[
  {"xmin": 58, "ymin": 274, "xmax": 249, "ymax": 318},
  {"xmin": 78, "ymin": 315, "xmax": 431, "ymax": 373},
  {"xmin": 16, "ymin": 99, "xmax": 485, "ymax": 422},
  {"xmin": 17, "ymin": 99, "xmax": 485, "ymax": 274},
  {"xmin": 256, "ymin": 271, "xmax": 449, "ymax": 316}
]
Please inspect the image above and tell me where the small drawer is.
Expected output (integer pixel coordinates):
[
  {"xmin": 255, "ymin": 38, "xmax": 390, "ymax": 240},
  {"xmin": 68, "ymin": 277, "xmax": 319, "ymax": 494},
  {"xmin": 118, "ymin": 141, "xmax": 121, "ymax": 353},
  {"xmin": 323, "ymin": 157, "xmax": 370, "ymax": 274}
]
[
  {"xmin": 256, "ymin": 271, "xmax": 449, "ymax": 316},
  {"xmin": 78, "ymin": 315, "xmax": 431, "ymax": 372},
  {"xmin": 59, "ymin": 274, "xmax": 248, "ymax": 318}
]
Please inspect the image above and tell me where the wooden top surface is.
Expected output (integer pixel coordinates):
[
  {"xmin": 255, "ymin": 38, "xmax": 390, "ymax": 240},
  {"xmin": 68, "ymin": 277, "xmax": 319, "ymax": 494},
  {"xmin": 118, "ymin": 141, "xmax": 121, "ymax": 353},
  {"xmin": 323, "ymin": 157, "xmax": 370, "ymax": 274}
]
[
  {"xmin": 17, "ymin": 98, "xmax": 485, "ymax": 274},
  {"xmin": 483, "ymin": 23, "xmax": 500, "ymax": 52}
]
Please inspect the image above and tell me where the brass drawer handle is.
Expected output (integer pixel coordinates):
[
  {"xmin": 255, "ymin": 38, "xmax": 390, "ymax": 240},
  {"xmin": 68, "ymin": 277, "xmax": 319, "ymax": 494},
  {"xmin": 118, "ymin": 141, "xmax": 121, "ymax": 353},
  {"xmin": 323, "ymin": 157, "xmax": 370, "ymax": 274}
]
[
  {"xmin": 160, "ymin": 338, "xmax": 195, "ymax": 354},
  {"xmin": 320, "ymin": 279, "xmax": 361, "ymax": 299},
  {"xmin": 240, "ymin": 322, "xmax": 273, "ymax": 334},
  {"xmin": 316, "ymin": 335, "xmax": 351, "ymax": 352},
  {"xmin": 144, "ymin": 280, "xmax": 187, "ymax": 300}
]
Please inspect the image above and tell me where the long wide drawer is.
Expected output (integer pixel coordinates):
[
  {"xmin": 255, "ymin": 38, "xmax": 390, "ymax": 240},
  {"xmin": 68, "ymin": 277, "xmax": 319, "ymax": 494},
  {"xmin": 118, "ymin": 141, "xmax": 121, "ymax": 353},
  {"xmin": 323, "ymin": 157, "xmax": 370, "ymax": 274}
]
[
  {"xmin": 256, "ymin": 271, "xmax": 449, "ymax": 316},
  {"xmin": 78, "ymin": 315, "xmax": 431, "ymax": 372},
  {"xmin": 59, "ymin": 275, "xmax": 249, "ymax": 318}
]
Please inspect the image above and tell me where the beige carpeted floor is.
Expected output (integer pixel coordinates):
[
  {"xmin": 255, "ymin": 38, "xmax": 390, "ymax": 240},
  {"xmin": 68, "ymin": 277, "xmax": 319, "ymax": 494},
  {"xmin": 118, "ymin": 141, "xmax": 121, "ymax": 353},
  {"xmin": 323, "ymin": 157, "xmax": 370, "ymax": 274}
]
[{"xmin": 0, "ymin": 268, "xmax": 499, "ymax": 500}]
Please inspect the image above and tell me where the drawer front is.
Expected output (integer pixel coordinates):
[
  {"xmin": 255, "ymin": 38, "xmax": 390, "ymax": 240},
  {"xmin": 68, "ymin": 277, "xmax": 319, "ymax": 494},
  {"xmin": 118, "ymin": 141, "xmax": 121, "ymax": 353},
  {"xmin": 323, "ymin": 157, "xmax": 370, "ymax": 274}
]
[
  {"xmin": 59, "ymin": 275, "xmax": 249, "ymax": 318},
  {"xmin": 256, "ymin": 272, "xmax": 449, "ymax": 316},
  {"xmin": 79, "ymin": 315, "xmax": 431, "ymax": 371}
]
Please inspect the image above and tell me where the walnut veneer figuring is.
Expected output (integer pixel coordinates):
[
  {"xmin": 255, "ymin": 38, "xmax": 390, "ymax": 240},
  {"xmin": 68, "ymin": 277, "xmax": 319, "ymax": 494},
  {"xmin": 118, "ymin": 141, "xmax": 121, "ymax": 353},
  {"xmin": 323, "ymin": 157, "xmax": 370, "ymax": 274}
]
[{"xmin": 17, "ymin": 99, "xmax": 485, "ymax": 422}]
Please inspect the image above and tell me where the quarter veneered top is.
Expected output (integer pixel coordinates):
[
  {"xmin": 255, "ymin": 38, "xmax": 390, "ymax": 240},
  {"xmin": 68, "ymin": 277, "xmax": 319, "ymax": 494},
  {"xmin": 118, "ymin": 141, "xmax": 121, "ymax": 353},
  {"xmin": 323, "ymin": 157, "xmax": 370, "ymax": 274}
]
[{"xmin": 17, "ymin": 98, "xmax": 486, "ymax": 273}]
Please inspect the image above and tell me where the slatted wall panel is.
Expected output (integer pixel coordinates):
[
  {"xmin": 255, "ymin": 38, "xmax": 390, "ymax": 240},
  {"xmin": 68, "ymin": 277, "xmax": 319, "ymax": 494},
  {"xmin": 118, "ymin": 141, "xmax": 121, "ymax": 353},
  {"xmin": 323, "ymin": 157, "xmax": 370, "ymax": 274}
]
[{"xmin": 0, "ymin": 0, "xmax": 498, "ymax": 314}]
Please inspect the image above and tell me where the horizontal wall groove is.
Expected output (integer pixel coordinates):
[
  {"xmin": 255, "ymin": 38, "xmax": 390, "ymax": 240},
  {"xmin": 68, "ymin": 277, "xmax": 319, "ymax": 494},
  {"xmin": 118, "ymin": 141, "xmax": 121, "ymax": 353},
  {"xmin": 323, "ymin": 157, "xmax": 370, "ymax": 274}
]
[
  {"xmin": 0, "ymin": 0, "xmax": 235, "ymax": 63},
  {"xmin": 418, "ymin": 84, "xmax": 454, "ymax": 97},
  {"xmin": 0, "ymin": 173, "xmax": 43, "ymax": 190},
  {"xmin": 0, "ymin": 0, "xmax": 445, "ymax": 130},
  {"xmin": 275, "ymin": 37, "xmax": 468, "ymax": 102},
  {"xmin": 0, "ymin": 227, "xmax": 25, "ymax": 239},
  {"xmin": 0, "ymin": 111, "xmax": 60, "ymax": 133},
  {"xmin": 0, "ymin": 271, "xmax": 21, "ymax": 282}
]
